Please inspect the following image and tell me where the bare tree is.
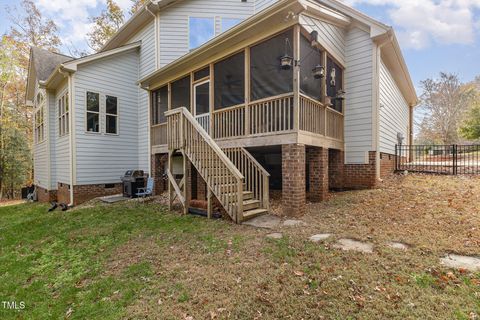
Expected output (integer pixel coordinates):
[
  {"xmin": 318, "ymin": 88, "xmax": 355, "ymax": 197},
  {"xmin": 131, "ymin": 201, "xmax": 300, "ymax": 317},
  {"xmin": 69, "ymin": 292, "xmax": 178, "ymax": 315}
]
[{"xmin": 417, "ymin": 73, "xmax": 475, "ymax": 144}]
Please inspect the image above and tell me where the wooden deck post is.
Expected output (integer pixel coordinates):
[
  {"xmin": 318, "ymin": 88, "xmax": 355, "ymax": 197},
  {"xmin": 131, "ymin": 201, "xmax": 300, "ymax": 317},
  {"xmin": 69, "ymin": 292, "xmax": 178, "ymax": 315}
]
[
  {"xmin": 182, "ymin": 150, "xmax": 189, "ymax": 215},
  {"xmin": 168, "ymin": 150, "xmax": 173, "ymax": 210},
  {"xmin": 207, "ymin": 187, "xmax": 213, "ymax": 219},
  {"xmin": 245, "ymin": 47, "xmax": 251, "ymax": 136},
  {"xmin": 293, "ymin": 25, "xmax": 300, "ymax": 132}
]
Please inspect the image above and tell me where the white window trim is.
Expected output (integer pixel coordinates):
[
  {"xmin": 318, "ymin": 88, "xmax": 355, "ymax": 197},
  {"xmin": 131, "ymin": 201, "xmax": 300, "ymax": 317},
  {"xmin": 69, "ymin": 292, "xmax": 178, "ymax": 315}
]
[
  {"xmin": 105, "ymin": 94, "xmax": 119, "ymax": 136},
  {"xmin": 34, "ymin": 96, "xmax": 45, "ymax": 144},
  {"xmin": 85, "ymin": 91, "xmax": 101, "ymax": 134},
  {"xmin": 58, "ymin": 92, "xmax": 70, "ymax": 136}
]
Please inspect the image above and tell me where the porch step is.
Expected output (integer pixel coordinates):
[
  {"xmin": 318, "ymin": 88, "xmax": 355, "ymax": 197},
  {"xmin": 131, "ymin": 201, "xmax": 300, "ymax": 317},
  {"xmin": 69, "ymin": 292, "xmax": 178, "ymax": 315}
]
[
  {"xmin": 226, "ymin": 191, "xmax": 254, "ymax": 201},
  {"xmin": 243, "ymin": 199, "xmax": 261, "ymax": 211},
  {"xmin": 242, "ymin": 208, "xmax": 269, "ymax": 221}
]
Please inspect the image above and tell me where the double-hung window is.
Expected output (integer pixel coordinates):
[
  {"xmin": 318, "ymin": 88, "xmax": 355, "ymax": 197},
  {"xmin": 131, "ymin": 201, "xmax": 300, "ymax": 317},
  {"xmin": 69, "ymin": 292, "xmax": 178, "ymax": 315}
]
[
  {"xmin": 105, "ymin": 95, "xmax": 118, "ymax": 134},
  {"xmin": 35, "ymin": 106, "xmax": 44, "ymax": 143},
  {"xmin": 58, "ymin": 93, "xmax": 69, "ymax": 136},
  {"xmin": 86, "ymin": 91, "xmax": 100, "ymax": 133}
]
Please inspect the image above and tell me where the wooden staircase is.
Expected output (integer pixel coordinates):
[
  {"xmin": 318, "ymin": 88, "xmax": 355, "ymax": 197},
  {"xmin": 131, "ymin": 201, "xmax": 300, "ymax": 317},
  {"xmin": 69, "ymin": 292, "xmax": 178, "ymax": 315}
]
[{"xmin": 165, "ymin": 107, "xmax": 269, "ymax": 223}]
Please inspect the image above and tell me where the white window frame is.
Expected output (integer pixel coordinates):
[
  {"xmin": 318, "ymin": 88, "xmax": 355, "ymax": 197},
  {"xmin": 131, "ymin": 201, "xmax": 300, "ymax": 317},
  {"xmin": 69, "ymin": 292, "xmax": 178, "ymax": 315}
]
[
  {"xmin": 58, "ymin": 93, "xmax": 70, "ymax": 136},
  {"xmin": 85, "ymin": 91, "xmax": 101, "ymax": 134},
  {"xmin": 105, "ymin": 95, "xmax": 119, "ymax": 135},
  {"xmin": 35, "ymin": 105, "xmax": 45, "ymax": 144}
]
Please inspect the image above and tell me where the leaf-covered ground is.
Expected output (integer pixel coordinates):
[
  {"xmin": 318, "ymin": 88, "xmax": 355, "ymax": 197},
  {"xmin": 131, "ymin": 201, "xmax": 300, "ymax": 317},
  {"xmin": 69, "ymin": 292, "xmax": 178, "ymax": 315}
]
[{"xmin": 0, "ymin": 174, "xmax": 479, "ymax": 319}]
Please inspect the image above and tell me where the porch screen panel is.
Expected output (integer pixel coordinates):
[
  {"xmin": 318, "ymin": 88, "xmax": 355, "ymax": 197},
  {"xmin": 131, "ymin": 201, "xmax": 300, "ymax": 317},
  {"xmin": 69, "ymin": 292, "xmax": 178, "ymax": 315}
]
[
  {"xmin": 171, "ymin": 75, "xmax": 191, "ymax": 109},
  {"xmin": 214, "ymin": 52, "xmax": 245, "ymax": 109},
  {"xmin": 299, "ymin": 35, "xmax": 322, "ymax": 101},
  {"xmin": 250, "ymin": 29, "xmax": 293, "ymax": 101},
  {"xmin": 327, "ymin": 56, "xmax": 343, "ymax": 113},
  {"xmin": 152, "ymin": 86, "xmax": 168, "ymax": 124}
]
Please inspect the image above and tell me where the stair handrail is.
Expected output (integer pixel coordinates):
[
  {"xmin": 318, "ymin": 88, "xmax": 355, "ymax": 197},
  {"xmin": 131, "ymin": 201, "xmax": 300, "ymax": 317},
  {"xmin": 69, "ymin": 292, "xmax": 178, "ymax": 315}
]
[
  {"xmin": 224, "ymin": 147, "xmax": 270, "ymax": 211},
  {"xmin": 165, "ymin": 107, "xmax": 245, "ymax": 222}
]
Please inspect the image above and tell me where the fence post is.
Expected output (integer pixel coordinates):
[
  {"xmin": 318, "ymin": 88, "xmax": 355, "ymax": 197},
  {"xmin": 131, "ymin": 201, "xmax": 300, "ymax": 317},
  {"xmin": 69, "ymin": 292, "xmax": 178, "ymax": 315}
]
[
  {"xmin": 453, "ymin": 144, "xmax": 457, "ymax": 175},
  {"xmin": 395, "ymin": 144, "xmax": 398, "ymax": 171}
]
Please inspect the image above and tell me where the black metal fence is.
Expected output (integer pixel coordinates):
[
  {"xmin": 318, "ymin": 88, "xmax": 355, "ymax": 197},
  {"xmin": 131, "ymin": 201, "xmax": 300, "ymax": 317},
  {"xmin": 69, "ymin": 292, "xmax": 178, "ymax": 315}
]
[{"xmin": 395, "ymin": 144, "xmax": 480, "ymax": 175}]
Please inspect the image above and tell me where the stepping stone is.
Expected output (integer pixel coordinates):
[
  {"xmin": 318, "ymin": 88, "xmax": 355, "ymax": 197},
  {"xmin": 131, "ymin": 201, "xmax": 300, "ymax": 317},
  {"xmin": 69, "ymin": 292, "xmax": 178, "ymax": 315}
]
[
  {"xmin": 440, "ymin": 254, "xmax": 480, "ymax": 271},
  {"xmin": 333, "ymin": 239, "xmax": 374, "ymax": 253},
  {"xmin": 242, "ymin": 214, "xmax": 281, "ymax": 229},
  {"xmin": 388, "ymin": 242, "xmax": 409, "ymax": 250},
  {"xmin": 309, "ymin": 234, "xmax": 332, "ymax": 242},
  {"xmin": 282, "ymin": 219, "xmax": 306, "ymax": 227},
  {"xmin": 266, "ymin": 233, "xmax": 283, "ymax": 239}
]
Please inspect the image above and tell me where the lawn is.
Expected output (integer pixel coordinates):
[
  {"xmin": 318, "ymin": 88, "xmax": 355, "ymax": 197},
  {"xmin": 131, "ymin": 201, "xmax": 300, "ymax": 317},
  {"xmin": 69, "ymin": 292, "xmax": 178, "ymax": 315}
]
[{"xmin": 0, "ymin": 174, "xmax": 479, "ymax": 319}]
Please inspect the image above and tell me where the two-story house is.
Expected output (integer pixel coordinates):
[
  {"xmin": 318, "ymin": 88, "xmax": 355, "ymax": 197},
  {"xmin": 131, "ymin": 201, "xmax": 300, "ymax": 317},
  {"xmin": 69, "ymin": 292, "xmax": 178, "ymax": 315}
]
[{"xmin": 26, "ymin": 0, "xmax": 417, "ymax": 222}]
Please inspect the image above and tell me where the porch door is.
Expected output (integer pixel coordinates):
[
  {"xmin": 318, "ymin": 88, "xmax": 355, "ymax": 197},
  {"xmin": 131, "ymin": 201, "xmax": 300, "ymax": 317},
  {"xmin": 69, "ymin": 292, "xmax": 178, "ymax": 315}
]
[{"xmin": 194, "ymin": 80, "xmax": 210, "ymax": 133}]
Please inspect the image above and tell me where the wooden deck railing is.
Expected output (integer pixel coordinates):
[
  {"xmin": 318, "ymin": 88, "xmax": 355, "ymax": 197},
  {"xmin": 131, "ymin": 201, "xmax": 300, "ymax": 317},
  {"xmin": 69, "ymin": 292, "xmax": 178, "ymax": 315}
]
[
  {"xmin": 195, "ymin": 113, "xmax": 210, "ymax": 134},
  {"xmin": 212, "ymin": 104, "xmax": 245, "ymax": 139},
  {"xmin": 299, "ymin": 94, "xmax": 343, "ymax": 140},
  {"xmin": 224, "ymin": 147, "xmax": 270, "ymax": 211},
  {"xmin": 155, "ymin": 93, "xmax": 344, "ymax": 147},
  {"xmin": 151, "ymin": 123, "xmax": 167, "ymax": 146},
  {"xmin": 166, "ymin": 107, "xmax": 245, "ymax": 222}
]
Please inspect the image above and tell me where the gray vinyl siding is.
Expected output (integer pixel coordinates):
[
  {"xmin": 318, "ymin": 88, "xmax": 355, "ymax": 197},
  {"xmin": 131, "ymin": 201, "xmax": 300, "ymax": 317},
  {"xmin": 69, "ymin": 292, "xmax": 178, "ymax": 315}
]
[
  {"xmin": 33, "ymin": 85, "xmax": 48, "ymax": 189},
  {"xmin": 344, "ymin": 27, "xmax": 374, "ymax": 164},
  {"xmin": 48, "ymin": 90, "xmax": 57, "ymax": 189},
  {"xmin": 158, "ymin": 0, "xmax": 254, "ymax": 67},
  {"xmin": 74, "ymin": 50, "xmax": 140, "ymax": 185},
  {"xmin": 54, "ymin": 82, "xmax": 71, "ymax": 184},
  {"xmin": 255, "ymin": 0, "xmax": 277, "ymax": 12},
  {"xmin": 128, "ymin": 20, "xmax": 156, "ymax": 172},
  {"xmin": 379, "ymin": 58, "xmax": 409, "ymax": 155},
  {"xmin": 299, "ymin": 15, "xmax": 346, "ymax": 66}
]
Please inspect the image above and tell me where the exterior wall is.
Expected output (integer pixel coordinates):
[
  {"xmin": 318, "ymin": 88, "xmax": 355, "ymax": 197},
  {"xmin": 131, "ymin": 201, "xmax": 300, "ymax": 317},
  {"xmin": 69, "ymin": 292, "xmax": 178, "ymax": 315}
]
[
  {"xmin": 57, "ymin": 182, "xmax": 70, "ymax": 204},
  {"xmin": 158, "ymin": 0, "xmax": 255, "ymax": 67},
  {"xmin": 379, "ymin": 58, "xmax": 409, "ymax": 155},
  {"xmin": 344, "ymin": 27, "xmax": 374, "ymax": 164},
  {"xmin": 74, "ymin": 50, "xmax": 140, "ymax": 185},
  {"xmin": 33, "ymin": 85, "xmax": 48, "ymax": 189},
  {"xmin": 255, "ymin": 0, "xmax": 278, "ymax": 13},
  {"xmin": 54, "ymin": 81, "xmax": 71, "ymax": 185},
  {"xmin": 328, "ymin": 149, "xmax": 344, "ymax": 190},
  {"xmin": 300, "ymin": 14, "xmax": 346, "ymax": 66},
  {"xmin": 128, "ymin": 20, "xmax": 156, "ymax": 173}
]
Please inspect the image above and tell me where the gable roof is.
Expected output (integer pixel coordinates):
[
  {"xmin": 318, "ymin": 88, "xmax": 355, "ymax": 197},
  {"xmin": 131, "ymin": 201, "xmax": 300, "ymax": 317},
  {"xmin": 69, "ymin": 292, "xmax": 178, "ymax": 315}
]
[
  {"xmin": 31, "ymin": 47, "xmax": 72, "ymax": 81},
  {"xmin": 25, "ymin": 47, "xmax": 72, "ymax": 104}
]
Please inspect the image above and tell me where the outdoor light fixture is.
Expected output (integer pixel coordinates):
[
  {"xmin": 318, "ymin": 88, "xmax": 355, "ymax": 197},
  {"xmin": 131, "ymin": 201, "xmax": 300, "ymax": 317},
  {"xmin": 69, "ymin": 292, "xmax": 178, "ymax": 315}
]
[
  {"xmin": 310, "ymin": 30, "xmax": 319, "ymax": 46},
  {"xmin": 335, "ymin": 89, "xmax": 346, "ymax": 101},
  {"xmin": 312, "ymin": 64, "xmax": 325, "ymax": 79},
  {"xmin": 280, "ymin": 38, "xmax": 294, "ymax": 70}
]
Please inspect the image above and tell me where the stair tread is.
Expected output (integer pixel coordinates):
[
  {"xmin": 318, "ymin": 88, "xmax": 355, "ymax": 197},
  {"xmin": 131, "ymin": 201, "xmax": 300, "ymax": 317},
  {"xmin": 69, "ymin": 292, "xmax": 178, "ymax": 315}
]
[
  {"xmin": 243, "ymin": 199, "xmax": 260, "ymax": 204},
  {"xmin": 242, "ymin": 208, "xmax": 269, "ymax": 220}
]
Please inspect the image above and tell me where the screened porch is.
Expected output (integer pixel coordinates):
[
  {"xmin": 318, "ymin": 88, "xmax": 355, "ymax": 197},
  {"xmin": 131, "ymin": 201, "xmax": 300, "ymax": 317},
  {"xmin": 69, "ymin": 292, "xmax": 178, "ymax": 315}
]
[{"xmin": 151, "ymin": 25, "xmax": 345, "ymax": 151}]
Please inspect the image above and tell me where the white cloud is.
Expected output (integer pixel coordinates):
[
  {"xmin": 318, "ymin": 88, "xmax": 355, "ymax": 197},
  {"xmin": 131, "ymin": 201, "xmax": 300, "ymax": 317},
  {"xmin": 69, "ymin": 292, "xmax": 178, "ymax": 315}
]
[{"xmin": 342, "ymin": 0, "xmax": 480, "ymax": 49}]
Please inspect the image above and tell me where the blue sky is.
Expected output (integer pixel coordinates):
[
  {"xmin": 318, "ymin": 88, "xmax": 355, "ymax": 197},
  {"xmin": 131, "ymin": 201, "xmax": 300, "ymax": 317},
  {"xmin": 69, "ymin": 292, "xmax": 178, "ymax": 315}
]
[{"xmin": 1, "ymin": 0, "xmax": 480, "ymax": 88}]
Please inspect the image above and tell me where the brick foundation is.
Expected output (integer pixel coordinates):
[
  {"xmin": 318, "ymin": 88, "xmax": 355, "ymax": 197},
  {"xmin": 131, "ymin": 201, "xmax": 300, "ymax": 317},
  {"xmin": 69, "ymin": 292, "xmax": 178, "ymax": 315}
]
[
  {"xmin": 152, "ymin": 153, "xmax": 168, "ymax": 195},
  {"xmin": 307, "ymin": 147, "xmax": 329, "ymax": 202},
  {"xmin": 36, "ymin": 186, "xmax": 57, "ymax": 203},
  {"xmin": 343, "ymin": 151, "xmax": 377, "ymax": 189},
  {"xmin": 282, "ymin": 144, "xmax": 306, "ymax": 216},
  {"xmin": 72, "ymin": 183, "xmax": 123, "ymax": 206},
  {"xmin": 380, "ymin": 152, "xmax": 398, "ymax": 178}
]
